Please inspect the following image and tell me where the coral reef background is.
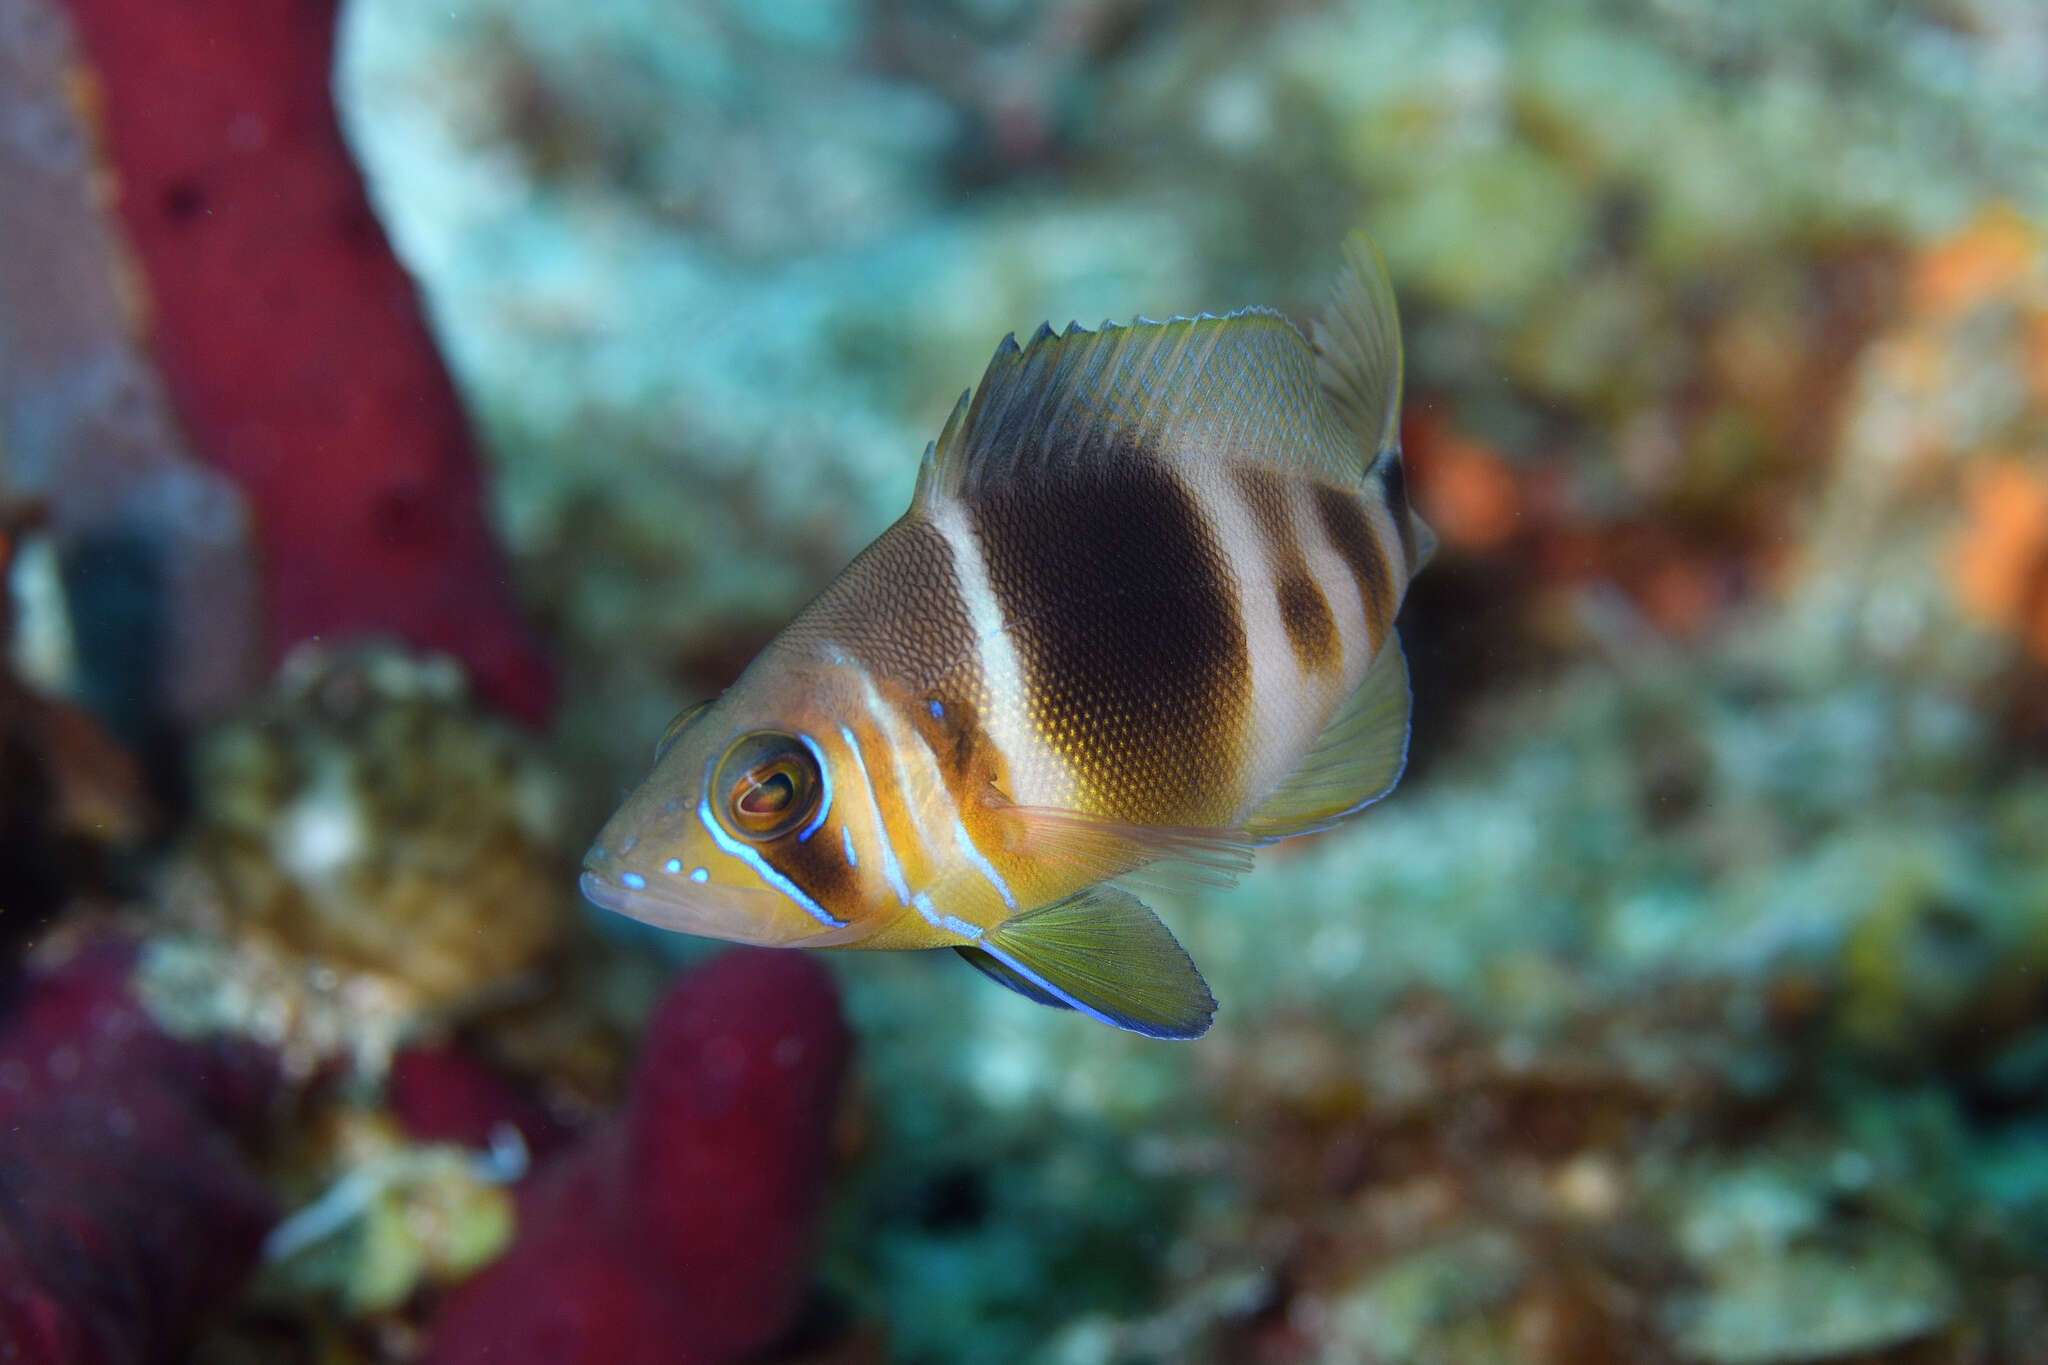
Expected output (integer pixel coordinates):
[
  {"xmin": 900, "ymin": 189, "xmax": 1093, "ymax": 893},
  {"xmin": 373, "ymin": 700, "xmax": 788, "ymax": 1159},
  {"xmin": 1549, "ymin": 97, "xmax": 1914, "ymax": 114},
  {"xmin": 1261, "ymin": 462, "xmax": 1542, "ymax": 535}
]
[{"xmin": 2, "ymin": 0, "xmax": 2045, "ymax": 1361}]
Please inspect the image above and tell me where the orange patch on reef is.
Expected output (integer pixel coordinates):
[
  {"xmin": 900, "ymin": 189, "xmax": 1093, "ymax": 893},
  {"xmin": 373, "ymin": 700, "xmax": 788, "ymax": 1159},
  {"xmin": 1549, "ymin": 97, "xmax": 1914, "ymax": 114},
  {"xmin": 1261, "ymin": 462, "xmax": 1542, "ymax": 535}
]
[
  {"xmin": 1639, "ymin": 559, "xmax": 1723, "ymax": 639},
  {"xmin": 1910, "ymin": 206, "xmax": 2039, "ymax": 321},
  {"xmin": 1951, "ymin": 459, "xmax": 2048, "ymax": 662},
  {"xmin": 2029, "ymin": 307, "xmax": 2048, "ymax": 405},
  {"xmin": 1416, "ymin": 431, "xmax": 1522, "ymax": 552}
]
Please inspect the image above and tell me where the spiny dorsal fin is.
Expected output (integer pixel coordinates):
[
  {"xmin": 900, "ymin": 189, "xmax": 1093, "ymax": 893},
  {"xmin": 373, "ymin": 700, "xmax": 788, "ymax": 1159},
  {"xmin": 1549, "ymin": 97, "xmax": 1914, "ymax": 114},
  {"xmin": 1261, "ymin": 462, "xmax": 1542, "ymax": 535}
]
[
  {"xmin": 1244, "ymin": 631, "xmax": 1412, "ymax": 843},
  {"xmin": 967, "ymin": 884, "xmax": 1215, "ymax": 1039},
  {"xmin": 1314, "ymin": 230, "xmax": 1405, "ymax": 467},
  {"xmin": 916, "ymin": 307, "xmax": 1364, "ymax": 506}
]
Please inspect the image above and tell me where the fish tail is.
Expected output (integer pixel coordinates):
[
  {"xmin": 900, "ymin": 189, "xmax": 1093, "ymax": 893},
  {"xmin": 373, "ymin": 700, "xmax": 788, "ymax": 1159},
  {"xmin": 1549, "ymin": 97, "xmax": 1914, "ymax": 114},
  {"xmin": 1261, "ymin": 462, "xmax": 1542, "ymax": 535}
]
[
  {"xmin": 1313, "ymin": 231, "xmax": 1406, "ymax": 478},
  {"xmin": 1314, "ymin": 232, "xmax": 1434, "ymax": 574}
]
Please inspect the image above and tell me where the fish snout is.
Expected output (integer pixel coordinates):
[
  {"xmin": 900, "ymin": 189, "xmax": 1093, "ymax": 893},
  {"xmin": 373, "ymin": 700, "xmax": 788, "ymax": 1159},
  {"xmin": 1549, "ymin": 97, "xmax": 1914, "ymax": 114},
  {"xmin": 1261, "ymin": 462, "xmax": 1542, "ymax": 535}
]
[
  {"xmin": 579, "ymin": 835, "xmax": 683, "ymax": 913},
  {"xmin": 579, "ymin": 837, "xmax": 822, "ymax": 946}
]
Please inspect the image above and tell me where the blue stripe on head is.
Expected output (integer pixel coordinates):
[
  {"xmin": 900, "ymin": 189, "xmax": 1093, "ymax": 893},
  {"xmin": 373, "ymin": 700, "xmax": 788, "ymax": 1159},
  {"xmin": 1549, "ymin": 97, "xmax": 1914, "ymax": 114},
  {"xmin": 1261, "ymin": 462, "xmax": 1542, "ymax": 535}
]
[
  {"xmin": 841, "ymin": 825, "xmax": 858, "ymax": 869},
  {"xmin": 795, "ymin": 731, "xmax": 832, "ymax": 842},
  {"xmin": 838, "ymin": 725, "xmax": 910, "ymax": 906}
]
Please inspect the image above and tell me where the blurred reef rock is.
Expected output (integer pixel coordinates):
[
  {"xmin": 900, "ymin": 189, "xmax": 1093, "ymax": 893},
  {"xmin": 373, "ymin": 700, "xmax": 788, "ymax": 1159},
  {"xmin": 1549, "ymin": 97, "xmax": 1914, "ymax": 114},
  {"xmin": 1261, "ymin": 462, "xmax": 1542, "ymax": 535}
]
[{"xmin": 0, "ymin": 507, "xmax": 156, "ymax": 949}]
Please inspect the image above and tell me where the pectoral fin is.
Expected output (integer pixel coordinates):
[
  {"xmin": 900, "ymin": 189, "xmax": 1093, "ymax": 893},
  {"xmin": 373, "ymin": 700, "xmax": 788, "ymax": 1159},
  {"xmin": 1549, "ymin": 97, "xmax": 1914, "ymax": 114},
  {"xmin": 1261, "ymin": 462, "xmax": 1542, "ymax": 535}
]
[
  {"xmin": 1245, "ymin": 632, "xmax": 1412, "ymax": 842},
  {"xmin": 962, "ymin": 885, "xmax": 1216, "ymax": 1039},
  {"xmin": 994, "ymin": 801, "xmax": 1255, "ymax": 892},
  {"xmin": 954, "ymin": 946, "xmax": 1074, "ymax": 1013}
]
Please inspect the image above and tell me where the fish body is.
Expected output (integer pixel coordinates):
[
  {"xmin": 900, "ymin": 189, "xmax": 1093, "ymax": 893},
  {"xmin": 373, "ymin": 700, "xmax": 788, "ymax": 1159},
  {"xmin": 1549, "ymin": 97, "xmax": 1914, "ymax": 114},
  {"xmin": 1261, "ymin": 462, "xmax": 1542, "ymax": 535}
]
[{"xmin": 582, "ymin": 233, "xmax": 1432, "ymax": 1038}]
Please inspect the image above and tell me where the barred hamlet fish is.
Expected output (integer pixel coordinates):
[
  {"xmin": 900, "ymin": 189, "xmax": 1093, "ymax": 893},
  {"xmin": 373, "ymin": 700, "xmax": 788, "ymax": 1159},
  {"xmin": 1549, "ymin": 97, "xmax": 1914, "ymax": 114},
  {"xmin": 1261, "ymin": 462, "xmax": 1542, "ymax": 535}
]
[{"xmin": 581, "ymin": 233, "xmax": 1434, "ymax": 1039}]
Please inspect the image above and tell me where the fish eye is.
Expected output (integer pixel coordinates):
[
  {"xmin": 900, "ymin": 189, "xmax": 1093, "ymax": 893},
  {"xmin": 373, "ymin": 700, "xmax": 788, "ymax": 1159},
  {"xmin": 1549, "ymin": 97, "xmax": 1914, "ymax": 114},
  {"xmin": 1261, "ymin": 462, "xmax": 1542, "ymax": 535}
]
[
  {"xmin": 654, "ymin": 700, "xmax": 712, "ymax": 763},
  {"xmin": 714, "ymin": 731, "xmax": 822, "ymax": 842}
]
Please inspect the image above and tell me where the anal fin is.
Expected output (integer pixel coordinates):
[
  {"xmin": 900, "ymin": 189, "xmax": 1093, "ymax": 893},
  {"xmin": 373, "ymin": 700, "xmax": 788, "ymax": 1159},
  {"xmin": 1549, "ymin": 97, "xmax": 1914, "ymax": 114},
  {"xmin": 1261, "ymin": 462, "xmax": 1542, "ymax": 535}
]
[
  {"xmin": 1245, "ymin": 632, "xmax": 1412, "ymax": 842},
  {"xmin": 965, "ymin": 885, "xmax": 1215, "ymax": 1039}
]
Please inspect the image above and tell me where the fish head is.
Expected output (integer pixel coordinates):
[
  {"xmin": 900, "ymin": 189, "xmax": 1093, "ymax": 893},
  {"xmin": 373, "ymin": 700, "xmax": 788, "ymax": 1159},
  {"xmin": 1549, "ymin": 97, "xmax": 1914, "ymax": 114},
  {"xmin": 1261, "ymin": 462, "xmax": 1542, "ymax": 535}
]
[{"xmin": 580, "ymin": 683, "xmax": 877, "ymax": 947}]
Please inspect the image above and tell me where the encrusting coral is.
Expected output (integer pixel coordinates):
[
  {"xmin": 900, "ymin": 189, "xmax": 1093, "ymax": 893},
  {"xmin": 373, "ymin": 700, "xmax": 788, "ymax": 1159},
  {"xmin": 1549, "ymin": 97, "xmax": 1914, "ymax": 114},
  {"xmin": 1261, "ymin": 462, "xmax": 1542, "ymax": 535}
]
[{"xmin": 154, "ymin": 643, "xmax": 573, "ymax": 1077}]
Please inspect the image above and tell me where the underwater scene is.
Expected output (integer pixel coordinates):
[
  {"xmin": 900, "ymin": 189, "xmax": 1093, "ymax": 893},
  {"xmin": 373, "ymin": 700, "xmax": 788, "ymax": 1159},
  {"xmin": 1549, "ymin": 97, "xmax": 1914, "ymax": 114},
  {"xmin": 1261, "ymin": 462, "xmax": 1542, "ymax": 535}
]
[{"xmin": 4, "ymin": 0, "xmax": 2047, "ymax": 1360}]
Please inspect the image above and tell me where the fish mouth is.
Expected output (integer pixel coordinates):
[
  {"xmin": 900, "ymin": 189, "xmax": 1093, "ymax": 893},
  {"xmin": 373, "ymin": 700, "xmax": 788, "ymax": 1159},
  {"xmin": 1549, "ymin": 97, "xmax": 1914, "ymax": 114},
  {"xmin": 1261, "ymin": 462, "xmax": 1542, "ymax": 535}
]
[
  {"xmin": 578, "ymin": 839, "xmax": 687, "ymax": 922},
  {"xmin": 577, "ymin": 864, "xmax": 801, "ymax": 945},
  {"xmin": 579, "ymin": 865, "xmax": 715, "ymax": 928},
  {"xmin": 577, "ymin": 868, "xmax": 637, "ymax": 917}
]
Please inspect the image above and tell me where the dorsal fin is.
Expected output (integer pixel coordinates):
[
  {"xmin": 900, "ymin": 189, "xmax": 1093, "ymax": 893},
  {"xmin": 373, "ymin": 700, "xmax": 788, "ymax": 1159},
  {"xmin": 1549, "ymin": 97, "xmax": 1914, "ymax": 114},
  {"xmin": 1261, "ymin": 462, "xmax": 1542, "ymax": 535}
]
[{"xmin": 914, "ymin": 306, "xmax": 1365, "ymax": 506}]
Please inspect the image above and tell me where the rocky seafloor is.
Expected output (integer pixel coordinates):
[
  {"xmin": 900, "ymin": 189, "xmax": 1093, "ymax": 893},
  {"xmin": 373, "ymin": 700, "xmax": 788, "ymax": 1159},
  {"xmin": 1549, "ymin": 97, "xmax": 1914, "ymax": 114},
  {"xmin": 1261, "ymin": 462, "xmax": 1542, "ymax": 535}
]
[{"xmin": 4, "ymin": 0, "xmax": 2046, "ymax": 1361}]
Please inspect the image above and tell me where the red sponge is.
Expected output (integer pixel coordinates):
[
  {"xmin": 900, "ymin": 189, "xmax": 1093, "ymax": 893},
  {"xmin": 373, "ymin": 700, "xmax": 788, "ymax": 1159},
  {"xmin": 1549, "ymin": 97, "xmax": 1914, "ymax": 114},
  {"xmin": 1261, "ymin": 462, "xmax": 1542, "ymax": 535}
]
[
  {"xmin": 58, "ymin": 0, "xmax": 554, "ymax": 722},
  {"xmin": 425, "ymin": 950, "xmax": 852, "ymax": 1365},
  {"xmin": 0, "ymin": 939, "xmax": 281, "ymax": 1365}
]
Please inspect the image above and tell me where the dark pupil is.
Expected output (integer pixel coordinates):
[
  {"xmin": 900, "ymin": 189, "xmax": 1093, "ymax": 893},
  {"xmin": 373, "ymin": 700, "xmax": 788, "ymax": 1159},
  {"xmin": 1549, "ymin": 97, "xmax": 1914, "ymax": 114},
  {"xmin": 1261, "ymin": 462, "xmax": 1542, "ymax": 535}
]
[{"xmin": 739, "ymin": 768, "xmax": 795, "ymax": 817}]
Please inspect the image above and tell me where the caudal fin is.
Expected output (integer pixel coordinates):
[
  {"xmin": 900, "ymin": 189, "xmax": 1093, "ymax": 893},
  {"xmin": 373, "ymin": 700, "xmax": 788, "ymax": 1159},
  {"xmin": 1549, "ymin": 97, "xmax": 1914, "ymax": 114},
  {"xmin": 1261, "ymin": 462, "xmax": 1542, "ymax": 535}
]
[
  {"xmin": 1313, "ymin": 231, "xmax": 1405, "ymax": 472},
  {"xmin": 1316, "ymin": 231, "xmax": 1434, "ymax": 571}
]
